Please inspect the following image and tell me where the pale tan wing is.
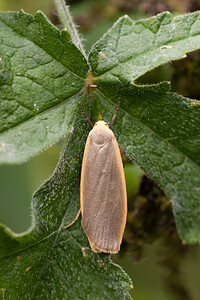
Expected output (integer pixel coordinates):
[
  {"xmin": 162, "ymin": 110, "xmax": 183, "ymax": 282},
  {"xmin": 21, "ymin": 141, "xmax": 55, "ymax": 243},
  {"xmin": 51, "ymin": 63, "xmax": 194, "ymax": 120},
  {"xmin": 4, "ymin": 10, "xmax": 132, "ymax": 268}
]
[{"xmin": 80, "ymin": 129, "xmax": 127, "ymax": 253}]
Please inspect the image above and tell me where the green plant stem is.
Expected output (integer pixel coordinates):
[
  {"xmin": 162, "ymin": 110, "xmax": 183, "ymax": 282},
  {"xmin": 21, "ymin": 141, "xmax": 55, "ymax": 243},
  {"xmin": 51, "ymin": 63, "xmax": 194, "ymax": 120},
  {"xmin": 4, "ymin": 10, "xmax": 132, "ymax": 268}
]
[{"xmin": 53, "ymin": 0, "xmax": 86, "ymax": 58}]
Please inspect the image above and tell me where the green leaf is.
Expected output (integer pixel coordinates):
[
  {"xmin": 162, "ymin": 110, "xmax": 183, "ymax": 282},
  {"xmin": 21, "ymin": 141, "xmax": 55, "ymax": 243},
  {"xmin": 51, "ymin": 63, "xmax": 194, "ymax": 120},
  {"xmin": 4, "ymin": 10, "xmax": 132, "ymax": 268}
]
[
  {"xmin": 0, "ymin": 92, "xmax": 132, "ymax": 298},
  {"xmin": 2, "ymin": 8, "xmax": 200, "ymax": 298},
  {"xmin": 89, "ymin": 11, "xmax": 200, "ymax": 81},
  {"xmin": 0, "ymin": 11, "xmax": 88, "ymax": 164}
]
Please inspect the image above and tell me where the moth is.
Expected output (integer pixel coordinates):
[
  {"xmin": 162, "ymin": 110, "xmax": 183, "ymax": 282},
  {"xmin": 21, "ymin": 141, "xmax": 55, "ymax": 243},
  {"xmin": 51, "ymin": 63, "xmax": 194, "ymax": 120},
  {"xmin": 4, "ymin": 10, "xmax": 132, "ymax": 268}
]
[{"xmin": 79, "ymin": 100, "xmax": 127, "ymax": 253}]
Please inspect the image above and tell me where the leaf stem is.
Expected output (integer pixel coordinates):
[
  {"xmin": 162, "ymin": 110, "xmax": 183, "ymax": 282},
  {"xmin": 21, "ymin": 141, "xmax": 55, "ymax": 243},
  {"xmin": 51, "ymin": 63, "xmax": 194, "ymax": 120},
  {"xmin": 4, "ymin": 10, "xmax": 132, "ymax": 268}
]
[{"xmin": 53, "ymin": 0, "xmax": 86, "ymax": 58}]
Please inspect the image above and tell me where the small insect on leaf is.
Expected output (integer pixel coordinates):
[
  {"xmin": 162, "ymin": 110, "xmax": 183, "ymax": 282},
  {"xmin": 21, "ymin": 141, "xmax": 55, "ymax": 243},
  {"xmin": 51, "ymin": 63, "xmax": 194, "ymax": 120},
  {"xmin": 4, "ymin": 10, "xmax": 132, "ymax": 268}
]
[{"xmin": 79, "ymin": 99, "xmax": 127, "ymax": 253}]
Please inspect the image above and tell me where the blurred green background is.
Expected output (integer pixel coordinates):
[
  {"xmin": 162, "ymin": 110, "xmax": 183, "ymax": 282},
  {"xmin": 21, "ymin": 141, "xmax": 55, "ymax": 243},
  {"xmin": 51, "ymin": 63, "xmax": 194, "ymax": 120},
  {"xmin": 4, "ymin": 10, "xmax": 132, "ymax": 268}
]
[{"xmin": 1, "ymin": 0, "xmax": 200, "ymax": 299}]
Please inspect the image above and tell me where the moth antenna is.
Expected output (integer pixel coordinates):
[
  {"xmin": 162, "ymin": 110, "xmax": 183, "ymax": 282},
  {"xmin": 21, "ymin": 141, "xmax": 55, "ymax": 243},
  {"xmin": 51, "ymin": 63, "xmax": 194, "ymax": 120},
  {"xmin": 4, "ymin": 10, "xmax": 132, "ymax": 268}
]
[
  {"xmin": 109, "ymin": 97, "xmax": 121, "ymax": 129},
  {"xmin": 78, "ymin": 102, "xmax": 93, "ymax": 128}
]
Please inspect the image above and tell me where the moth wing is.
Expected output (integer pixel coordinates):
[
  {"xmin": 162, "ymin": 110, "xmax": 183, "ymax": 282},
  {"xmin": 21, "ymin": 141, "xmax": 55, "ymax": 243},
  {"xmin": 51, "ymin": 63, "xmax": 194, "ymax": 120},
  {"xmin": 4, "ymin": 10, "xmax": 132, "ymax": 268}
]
[{"xmin": 80, "ymin": 132, "xmax": 127, "ymax": 253}]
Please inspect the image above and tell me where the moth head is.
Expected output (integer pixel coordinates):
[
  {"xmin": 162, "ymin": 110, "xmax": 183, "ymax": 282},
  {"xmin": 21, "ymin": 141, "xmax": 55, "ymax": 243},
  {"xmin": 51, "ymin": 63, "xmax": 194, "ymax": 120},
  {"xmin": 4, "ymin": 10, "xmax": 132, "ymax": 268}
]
[{"xmin": 94, "ymin": 121, "xmax": 108, "ymax": 127}]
